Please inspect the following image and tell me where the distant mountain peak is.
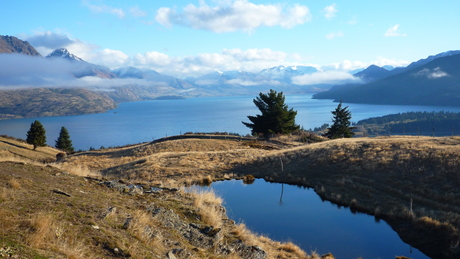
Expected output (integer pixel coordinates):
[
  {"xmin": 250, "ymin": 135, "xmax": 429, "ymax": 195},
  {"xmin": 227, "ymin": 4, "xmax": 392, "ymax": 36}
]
[
  {"xmin": 354, "ymin": 65, "xmax": 391, "ymax": 83},
  {"xmin": 46, "ymin": 48, "xmax": 85, "ymax": 62}
]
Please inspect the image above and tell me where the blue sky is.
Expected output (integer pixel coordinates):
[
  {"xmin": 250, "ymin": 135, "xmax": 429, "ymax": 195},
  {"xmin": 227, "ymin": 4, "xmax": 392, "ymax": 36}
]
[{"xmin": 2, "ymin": 0, "xmax": 460, "ymax": 78}]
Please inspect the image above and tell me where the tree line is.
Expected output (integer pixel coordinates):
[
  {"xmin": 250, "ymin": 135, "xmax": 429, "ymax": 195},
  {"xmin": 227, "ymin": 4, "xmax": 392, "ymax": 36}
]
[
  {"xmin": 357, "ymin": 111, "xmax": 460, "ymax": 136},
  {"xmin": 26, "ymin": 120, "xmax": 74, "ymax": 153},
  {"xmin": 242, "ymin": 89, "xmax": 354, "ymax": 139}
]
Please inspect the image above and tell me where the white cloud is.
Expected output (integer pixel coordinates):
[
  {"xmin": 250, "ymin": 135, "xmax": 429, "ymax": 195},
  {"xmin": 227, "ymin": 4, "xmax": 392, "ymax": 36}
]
[
  {"xmin": 326, "ymin": 31, "xmax": 344, "ymax": 39},
  {"xmin": 322, "ymin": 57, "xmax": 410, "ymax": 72},
  {"xmin": 384, "ymin": 24, "xmax": 407, "ymax": 37},
  {"xmin": 292, "ymin": 71, "xmax": 363, "ymax": 85},
  {"xmin": 414, "ymin": 67, "xmax": 449, "ymax": 79},
  {"xmin": 324, "ymin": 4, "xmax": 337, "ymax": 20},
  {"xmin": 372, "ymin": 56, "xmax": 410, "ymax": 68},
  {"xmin": 82, "ymin": 0, "xmax": 125, "ymax": 19},
  {"xmin": 90, "ymin": 49, "xmax": 130, "ymax": 67},
  {"xmin": 155, "ymin": 0, "xmax": 311, "ymax": 33},
  {"xmin": 20, "ymin": 31, "xmax": 412, "ymax": 80},
  {"xmin": 134, "ymin": 51, "xmax": 173, "ymax": 67}
]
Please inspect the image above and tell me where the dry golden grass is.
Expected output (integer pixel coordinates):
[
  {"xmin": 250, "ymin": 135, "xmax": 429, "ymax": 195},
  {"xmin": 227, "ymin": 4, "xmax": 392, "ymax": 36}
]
[
  {"xmin": 61, "ymin": 138, "xmax": 275, "ymax": 184},
  {"xmin": 7, "ymin": 178, "xmax": 21, "ymax": 189},
  {"xmin": 229, "ymin": 223, "xmax": 310, "ymax": 259},
  {"xmin": 0, "ymin": 136, "xmax": 60, "ymax": 163},
  {"xmin": 9, "ymin": 133, "xmax": 457, "ymax": 258},
  {"xmin": 188, "ymin": 188, "xmax": 225, "ymax": 228},
  {"xmin": 0, "ymin": 135, "xmax": 327, "ymax": 259},
  {"xmin": 27, "ymin": 212, "xmax": 55, "ymax": 248}
]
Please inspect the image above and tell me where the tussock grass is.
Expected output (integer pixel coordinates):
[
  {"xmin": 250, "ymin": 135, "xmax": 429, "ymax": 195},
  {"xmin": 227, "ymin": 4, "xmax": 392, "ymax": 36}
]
[
  {"xmin": 7, "ymin": 178, "xmax": 21, "ymax": 189},
  {"xmin": 27, "ymin": 212, "xmax": 55, "ymax": 248},
  {"xmin": 230, "ymin": 223, "xmax": 310, "ymax": 258},
  {"xmin": 188, "ymin": 188, "xmax": 224, "ymax": 228}
]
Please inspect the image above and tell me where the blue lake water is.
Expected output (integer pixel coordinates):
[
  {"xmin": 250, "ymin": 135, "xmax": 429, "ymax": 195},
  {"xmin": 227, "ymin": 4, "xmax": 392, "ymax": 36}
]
[
  {"xmin": 0, "ymin": 94, "xmax": 460, "ymax": 150},
  {"xmin": 194, "ymin": 179, "xmax": 430, "ymax": 259}
]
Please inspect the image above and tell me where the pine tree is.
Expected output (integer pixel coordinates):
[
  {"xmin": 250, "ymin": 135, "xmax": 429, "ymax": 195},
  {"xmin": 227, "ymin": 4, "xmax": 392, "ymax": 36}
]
[
  {"xmin": 324, "ymin": 101, "xmax": 355, "ymax": 139},
  {"xmin": 55, "ymin": 126, "xmax": 74, "ymax": 153},
  {"xmin": 242, "ymin": 89, "xmax": 299, "ymax": 138},
  {"xmin": 26, "ymin": 120, "xmax": 47, "ymax": 150}
]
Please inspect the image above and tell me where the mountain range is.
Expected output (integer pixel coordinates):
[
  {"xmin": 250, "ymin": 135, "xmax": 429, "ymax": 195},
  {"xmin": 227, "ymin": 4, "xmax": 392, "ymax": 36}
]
[
  {"xmin": 313, "ymin": 51, "xmax": 460, "ymax": 106},
  {"xmin": 1, "ymin": 34, "xmax": 460, "ymax": 118}
]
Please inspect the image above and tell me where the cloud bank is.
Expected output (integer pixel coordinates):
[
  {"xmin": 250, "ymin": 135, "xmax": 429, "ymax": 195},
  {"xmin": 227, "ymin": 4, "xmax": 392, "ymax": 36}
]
[
  {"xmin": 292, "ymin": 71, "xmax": 363, "ymax": 86},
  {"xmin": 2, "ymin": 31, "xmax": 412, "ymax": 89},
  {"xmin": 155, "ymin": 0, "xmax": 311, "ymax": 33}
]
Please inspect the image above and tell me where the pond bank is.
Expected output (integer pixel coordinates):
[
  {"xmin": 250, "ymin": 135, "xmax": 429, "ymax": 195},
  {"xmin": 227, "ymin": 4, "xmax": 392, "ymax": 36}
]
[{"xmin": 234, "ymin": 136, "xmax": 460, "ymax": 259}]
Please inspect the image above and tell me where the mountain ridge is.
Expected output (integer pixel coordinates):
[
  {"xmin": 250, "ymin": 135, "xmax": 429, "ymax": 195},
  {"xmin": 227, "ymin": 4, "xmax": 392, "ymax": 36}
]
[
  {"xmin": 0, "ymin": 35, "xmax": 42, "ymax": 56},
  {"xmin": 313, "ymin": 54, "xmax": 460, "ymax": 106}
]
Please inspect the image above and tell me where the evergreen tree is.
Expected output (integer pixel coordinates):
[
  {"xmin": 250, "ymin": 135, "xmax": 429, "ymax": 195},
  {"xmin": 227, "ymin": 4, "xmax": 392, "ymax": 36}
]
[
  {"xmin": 242, "ymin": 89, "xmax": 299, "ymax": 138},
  {"xmin": 324, "ymin": 101, "xmax": 355, "ymax": 139},
  {"xmin": 55, "ymin": 126, "xmax": 74, "ymax": 153},
  {"xmin": 26, "ymin": 120, "xmax": 47, "ymax": 150}
]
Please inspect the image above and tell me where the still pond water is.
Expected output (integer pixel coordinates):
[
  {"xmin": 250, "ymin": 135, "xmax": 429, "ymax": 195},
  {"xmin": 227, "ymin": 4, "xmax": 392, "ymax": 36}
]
[
  {"xmin": 0, "ymin": 94, "xmax": 460, "ymax": 151},
  {"xmin": 194, "ymin": 179, "xmax": 430, "ymax": 259}
]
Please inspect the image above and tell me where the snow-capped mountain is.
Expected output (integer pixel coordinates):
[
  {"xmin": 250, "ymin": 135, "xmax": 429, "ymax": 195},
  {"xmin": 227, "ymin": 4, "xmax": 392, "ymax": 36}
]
[
  {"xmin": 46, "ymin": 48, "xmax": 85, "ymax": 62},
  {"xmin": 112, "ymin": 66, "xmax": 194, "ymax": 90},
  {"xmin": 185, "ymin": 65, "xmax": 319, "ymax": 89},
  {"xmin": 45, "ymin": 48, "xmax": 117, "ymax": 79},
  {"xmin": 112, "ymin": 66, "xmax": 151, "ymax": 79},
  {"xmin": 260, "ymin": 65, "xmax": 318, "ymax": 81}
]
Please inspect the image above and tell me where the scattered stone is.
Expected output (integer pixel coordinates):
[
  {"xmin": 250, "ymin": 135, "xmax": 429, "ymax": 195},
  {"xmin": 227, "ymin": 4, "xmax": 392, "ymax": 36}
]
[
  {"xmin": 232, "ymin": 240, "xmax": 267, "ymax": 259},
  {"xmin": 99, "ymin": 207, "xmax": 117, "ymax": 219},
  {"xmin": 92, "ymin": 225, "xmax": 100, "ymax": 230},
  {"xmin": 52, "ymin": 189, "xmax": 71, "ymax": 197},
  {"xmin": 0, "ymin": 247, "xmax": 14, "ymax": 257},
  {"xmin": 167, "ymin": 250, "xmax": 178, "ymax": 259},
  {"xmin": 122, "ymin": 217, "xmax": 133, "ymax": 229}
]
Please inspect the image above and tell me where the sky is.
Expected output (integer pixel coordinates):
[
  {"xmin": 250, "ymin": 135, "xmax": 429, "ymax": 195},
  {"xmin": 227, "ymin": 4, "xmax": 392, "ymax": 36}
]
[{"xmin": 1, "ymin": 0, "xmax": 460, "ymax": 79}]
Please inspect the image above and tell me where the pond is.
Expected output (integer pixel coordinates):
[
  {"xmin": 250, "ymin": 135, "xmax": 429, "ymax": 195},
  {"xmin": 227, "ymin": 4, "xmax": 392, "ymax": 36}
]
[{"xmin": 193, "ymin": 179, "xmax": 430, "ymax": 259}]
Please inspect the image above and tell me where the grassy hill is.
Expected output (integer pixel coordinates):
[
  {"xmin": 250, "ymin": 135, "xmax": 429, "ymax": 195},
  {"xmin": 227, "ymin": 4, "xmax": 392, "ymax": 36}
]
[
  {"xmin": 3, "ymin": 133, "xmax": 460, "ymax": 258},
  {"xmin": 60, "ymin": 134, "xmax": 460, "ymax": 259},
  {"xmin": 0, "ymin": 136, "xmax": 313, "ymax": 259}
]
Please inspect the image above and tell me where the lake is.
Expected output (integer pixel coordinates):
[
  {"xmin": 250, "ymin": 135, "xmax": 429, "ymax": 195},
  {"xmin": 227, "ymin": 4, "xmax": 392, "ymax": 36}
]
[
  {"xmin": 1, "ymin": 94, "xmax": 460, "ymax": 150},
  {"xmin": 192, "ymin": 179, "xmax": 430, "ymax": 259}
]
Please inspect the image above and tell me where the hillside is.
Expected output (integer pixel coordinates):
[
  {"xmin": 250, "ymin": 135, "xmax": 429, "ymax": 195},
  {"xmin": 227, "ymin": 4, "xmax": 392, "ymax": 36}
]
[
  {"xmin": 0, "ymin": 135, "xmax": 316, "ymax": 259},
  {"xmin": 313, "ymin": 54, "xmax": 460, "ymax": 107},
  {"xmin": 59, "ymin": 134, "xmax": 460, "ymax": 259},
  {"xmin": 0, "ymin": 35, "xmax": 41, "ymax": 56},
  {"xmin": 3, "ymin": 133, "xmax": 460, "ymax": 258},
  {"xmin": 0, "ymin": 88, "xmax": 117, "ymax": 119}
]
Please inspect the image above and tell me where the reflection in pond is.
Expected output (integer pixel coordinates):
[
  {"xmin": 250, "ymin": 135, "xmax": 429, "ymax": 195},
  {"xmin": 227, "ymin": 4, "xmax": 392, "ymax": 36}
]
[{"xmin": 195, "ymin": 179, "xmax": 430, "ymax": 259}]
